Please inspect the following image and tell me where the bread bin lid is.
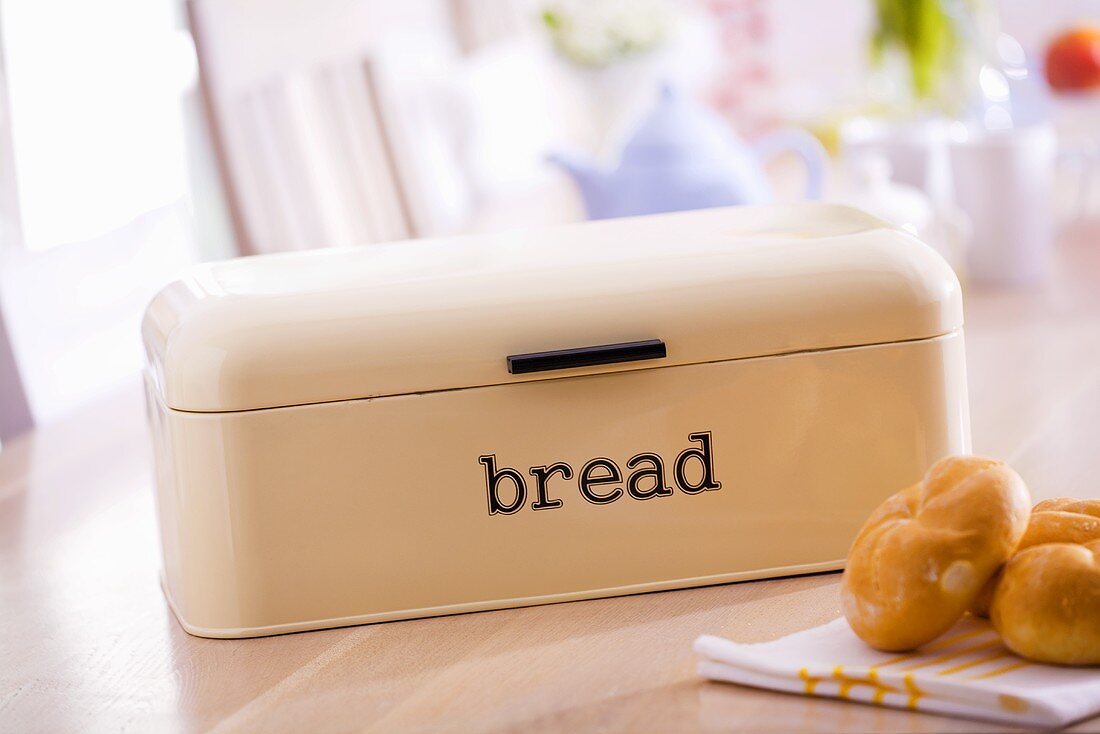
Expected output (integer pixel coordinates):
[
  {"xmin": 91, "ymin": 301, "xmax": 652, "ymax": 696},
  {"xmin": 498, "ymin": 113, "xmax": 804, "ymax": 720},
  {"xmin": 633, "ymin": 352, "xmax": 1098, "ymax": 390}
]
[{"xmin": 143, "ymin": 204, "xmax": 962, "ymax": 413}]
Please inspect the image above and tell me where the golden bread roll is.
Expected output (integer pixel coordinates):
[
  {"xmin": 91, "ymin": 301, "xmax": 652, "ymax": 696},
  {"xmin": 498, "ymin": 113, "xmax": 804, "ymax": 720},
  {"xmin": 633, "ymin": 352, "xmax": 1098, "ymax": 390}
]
[
  {"xmin": 990, "ymin": 540, "xmax": 1100, "ymax": 665},
  {"xmin": 1024, "ymin": 498, "xmax": 1100, "ymax": 546},
  {"xmin": 1032, "ymin": 497, "xmax": 1100, "ymax": 515},
  {"xmin": 841, "ymin": 455, "xmax": 1030, "ymax": 651},
  {"xmin": 971, "ymin": 497, "xmax": 1100, "ymax": 616}
]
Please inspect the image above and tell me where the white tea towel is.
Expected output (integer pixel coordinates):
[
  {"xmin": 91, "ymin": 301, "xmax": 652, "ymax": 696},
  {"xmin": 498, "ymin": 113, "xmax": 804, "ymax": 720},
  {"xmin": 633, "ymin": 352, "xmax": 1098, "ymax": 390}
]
[{"xmin": 695, "ymin": 616, "xmax": 1100, "ymax": 728}]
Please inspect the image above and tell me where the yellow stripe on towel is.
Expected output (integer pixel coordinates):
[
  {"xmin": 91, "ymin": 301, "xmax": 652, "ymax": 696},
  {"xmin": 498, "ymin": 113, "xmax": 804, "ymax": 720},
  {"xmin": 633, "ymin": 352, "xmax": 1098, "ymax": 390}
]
[
  {"xmin": 937, "ymin": 649, "xmax": 1011, "ymax": 676},
  {"xmin": 833, "ymin": 666, "xmax": 855, "ymax": 698},
  {"xmin": 904, "ymin": 674, "xmax": 923, "ymax": 710},
  {"xmin": 790, "ymin": 623, "xmax": 1015, "ymax": 712},
  {"xmin": 969, "ymin": 661, "xmax": 1032, "ymax": 680},
  {"xmin": 873, "ymin": 626, "xmax": 992, "ymax": 668},
  {"xmin": 899, "ymin": 639, "xmax": 1002, "ymax": 672},
  {"xmin": 830, "ymin": 667, "xmax": 900, "ymax": 693}
]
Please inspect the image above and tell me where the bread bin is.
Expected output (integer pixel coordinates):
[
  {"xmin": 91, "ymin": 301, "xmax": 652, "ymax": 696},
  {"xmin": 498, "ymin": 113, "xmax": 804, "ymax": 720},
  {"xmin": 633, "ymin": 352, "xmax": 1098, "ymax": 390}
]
[{"xmin": 143, "ymin": 203, "xmax": 970, "ymax": 638}]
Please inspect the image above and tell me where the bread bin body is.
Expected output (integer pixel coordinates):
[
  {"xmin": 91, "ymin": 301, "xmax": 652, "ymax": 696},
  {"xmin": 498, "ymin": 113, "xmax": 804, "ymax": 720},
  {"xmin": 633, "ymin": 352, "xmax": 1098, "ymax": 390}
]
[{"xmin": 143, "ymin": 204, "xmax": 970, "ymax": 638}]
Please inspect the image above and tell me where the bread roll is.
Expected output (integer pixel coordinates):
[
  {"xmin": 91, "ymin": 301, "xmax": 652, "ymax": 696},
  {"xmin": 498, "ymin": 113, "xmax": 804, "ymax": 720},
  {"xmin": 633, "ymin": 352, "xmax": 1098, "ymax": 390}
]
[
  {"xmin": 1024, "ymin": 498, "xmax": 1100, "ymax": 546},
  {"xmin": 971, "ymin": 498, "xmax": 1100, "ymax": 616},
  {"xmin": 841, "ymin": 456, "xmax": 1031, "ymax": 651},
  {"xmin": 990, "ymin": 540, "xmax": 1100, "ymax": 665}
]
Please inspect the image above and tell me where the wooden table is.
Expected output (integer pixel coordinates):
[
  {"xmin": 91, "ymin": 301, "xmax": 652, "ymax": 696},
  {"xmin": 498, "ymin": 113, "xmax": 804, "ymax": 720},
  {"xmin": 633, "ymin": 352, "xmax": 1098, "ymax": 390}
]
[{"xmin": 4, "ymin": 225, "xmax": 1100, "ymax": 733}]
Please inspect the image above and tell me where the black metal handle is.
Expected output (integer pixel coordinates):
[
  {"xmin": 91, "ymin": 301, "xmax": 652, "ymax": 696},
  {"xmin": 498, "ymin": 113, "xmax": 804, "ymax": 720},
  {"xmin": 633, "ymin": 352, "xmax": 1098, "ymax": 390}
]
[{"xmin": 507, "ymin": 339, "xmax": 666, "ymax": 375}]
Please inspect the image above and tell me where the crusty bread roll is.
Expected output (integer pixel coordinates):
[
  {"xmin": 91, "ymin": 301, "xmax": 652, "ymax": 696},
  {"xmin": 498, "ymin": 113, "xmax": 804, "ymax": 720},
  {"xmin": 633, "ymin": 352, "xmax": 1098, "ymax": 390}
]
[
  {"xmin": 1024, "ymin": 498, "xmax": 1100, "ymax": 546},
  {"xmin": 990, "ymin": 540, "xmax": 1100, "ymax": 665},
  {"xmin": 841, "ymin": 456, "xmax": 1031, "ymax": 651},
  {"xmin": 971, "ymin": 497, "xmax": 1100, "ymax": 616}
]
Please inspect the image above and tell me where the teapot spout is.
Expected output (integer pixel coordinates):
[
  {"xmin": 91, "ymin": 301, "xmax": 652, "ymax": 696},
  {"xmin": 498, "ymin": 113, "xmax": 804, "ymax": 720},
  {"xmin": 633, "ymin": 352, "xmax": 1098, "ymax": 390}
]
[
  {"xmin": 547, "ymin": 151, "xmax": 610, "ymax": 219},
  {"xmin": 547, "ymin": 151, "xmax": 599, "ymax": 184}
]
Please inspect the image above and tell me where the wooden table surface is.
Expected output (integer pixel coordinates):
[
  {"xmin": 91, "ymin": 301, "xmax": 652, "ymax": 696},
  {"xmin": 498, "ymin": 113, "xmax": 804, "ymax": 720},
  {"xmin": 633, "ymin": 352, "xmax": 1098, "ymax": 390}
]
[{"xmin": 4, "ymin": 226, "xmax": 1100, "ymax": 733}]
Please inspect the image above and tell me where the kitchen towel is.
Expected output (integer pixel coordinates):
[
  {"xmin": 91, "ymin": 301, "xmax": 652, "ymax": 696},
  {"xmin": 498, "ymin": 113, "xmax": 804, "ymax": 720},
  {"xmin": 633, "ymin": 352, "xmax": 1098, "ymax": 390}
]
[{"xmin": 695, "ymin": 616, "xmax": 1100, "ymax": 728}]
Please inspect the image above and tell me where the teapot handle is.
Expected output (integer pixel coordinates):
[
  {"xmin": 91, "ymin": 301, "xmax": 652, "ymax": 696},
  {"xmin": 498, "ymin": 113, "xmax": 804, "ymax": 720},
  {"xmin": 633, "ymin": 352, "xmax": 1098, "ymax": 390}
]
[{"xmin": 753, "ymin": 129, "xmax": 827, "ymax": 201}]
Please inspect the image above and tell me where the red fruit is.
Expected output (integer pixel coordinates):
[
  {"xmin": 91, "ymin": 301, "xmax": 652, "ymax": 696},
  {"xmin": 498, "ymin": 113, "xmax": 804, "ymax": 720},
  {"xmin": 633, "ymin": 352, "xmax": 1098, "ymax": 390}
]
[{"xmin": 1045, "ymin": 26, "xmax": 1100, "ymax": 92}]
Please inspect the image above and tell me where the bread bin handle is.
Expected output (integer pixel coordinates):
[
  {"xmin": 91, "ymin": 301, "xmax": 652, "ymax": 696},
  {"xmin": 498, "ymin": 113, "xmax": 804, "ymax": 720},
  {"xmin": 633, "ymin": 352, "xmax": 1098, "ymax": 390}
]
[{"xmin": 507, "ymin": 339, "xmax": 666, "ymax": 375}]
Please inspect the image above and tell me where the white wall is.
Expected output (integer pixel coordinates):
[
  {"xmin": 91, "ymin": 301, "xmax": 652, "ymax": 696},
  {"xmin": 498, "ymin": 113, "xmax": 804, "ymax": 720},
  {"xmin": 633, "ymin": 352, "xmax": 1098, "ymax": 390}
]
[
  {"xmin": 0, "ymin": 204, "xmax": 194, "ymax": 425},
  {"xmin": 767, "ymin": 0, "xmax": 873, "ymax": 119},
  {"xmin": 0, "ymin": 0, "xmax": 200, "ymax": 427},
  {"xmin": 998, "ymin": 0, "xmax": 1100, "ymax": 53}
]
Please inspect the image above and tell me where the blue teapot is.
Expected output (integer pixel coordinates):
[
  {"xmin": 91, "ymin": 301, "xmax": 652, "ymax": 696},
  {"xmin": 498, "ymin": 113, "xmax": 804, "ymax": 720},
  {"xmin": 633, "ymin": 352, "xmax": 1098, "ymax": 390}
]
[{"xmin": 550, "ymin": 86, "xmax": 825, "ymax": 220}]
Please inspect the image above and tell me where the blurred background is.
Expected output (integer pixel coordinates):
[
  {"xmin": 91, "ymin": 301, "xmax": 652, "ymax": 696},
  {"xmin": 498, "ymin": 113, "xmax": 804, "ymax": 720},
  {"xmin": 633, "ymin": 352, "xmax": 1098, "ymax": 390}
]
[{"xmin": 1, "ymin": 0, "xmax": 1099, "ymax": 443}]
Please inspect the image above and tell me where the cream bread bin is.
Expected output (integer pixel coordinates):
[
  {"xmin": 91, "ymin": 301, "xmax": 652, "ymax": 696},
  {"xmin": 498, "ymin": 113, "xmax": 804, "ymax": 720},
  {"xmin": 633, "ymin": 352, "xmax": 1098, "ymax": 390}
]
[{"xmin": 143, "ymin": 203, "xmax": 970, "ymax": 639}]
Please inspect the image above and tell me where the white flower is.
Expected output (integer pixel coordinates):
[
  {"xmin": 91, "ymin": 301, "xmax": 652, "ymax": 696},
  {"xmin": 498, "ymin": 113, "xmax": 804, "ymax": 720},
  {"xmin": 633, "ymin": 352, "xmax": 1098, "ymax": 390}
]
[{"xmin": 542, "ymin": 0, "xmax": 672, "ymax": 68}]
